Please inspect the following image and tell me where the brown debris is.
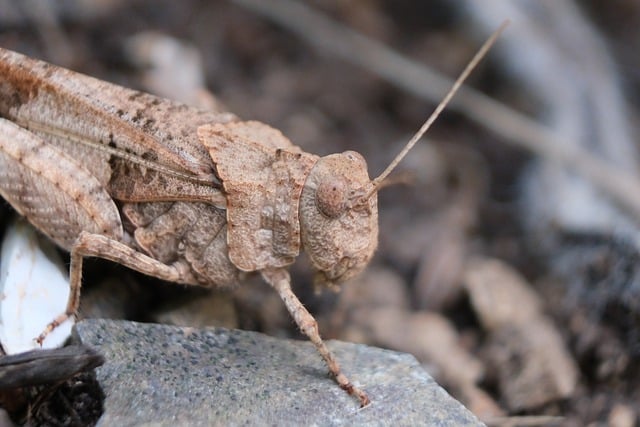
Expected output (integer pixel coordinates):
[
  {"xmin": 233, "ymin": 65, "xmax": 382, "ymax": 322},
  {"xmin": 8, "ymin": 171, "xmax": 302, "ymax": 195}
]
[
  {"xmin": 464, "ymin": 258, "xmax": 578, "ymax": 410},
  {"xmin": 413, "ymin": 212, "xmax": 467, "ymax": 310},
  {"xmin": 456, "ymin": 384, "xmax": 505, "ymax": 421},
  {"xmin": 607, "ymin": 404, "xmax": 637, "ymax": 427},
  {"xmin": 464, "ymin": 258, "xmax": 543, "ymax": 329},
  {"xmin": 352, "ymin": 308, "xmax": 484, "ymax": 386}
]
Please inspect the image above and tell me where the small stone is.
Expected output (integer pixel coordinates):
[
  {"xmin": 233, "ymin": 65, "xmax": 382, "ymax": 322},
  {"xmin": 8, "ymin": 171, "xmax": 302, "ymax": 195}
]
[{"xmin": 0, "ymin": 220, "xmax": 73, "ymax": 353}]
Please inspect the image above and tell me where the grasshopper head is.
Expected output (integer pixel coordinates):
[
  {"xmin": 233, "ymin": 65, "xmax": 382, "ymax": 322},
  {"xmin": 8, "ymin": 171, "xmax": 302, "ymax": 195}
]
[
  {"xmin": 296, "ymin": 21, "xmax": 506, "ymax": 291},
  {"xmin": 299, "ymin": 151, "xmax": 378, "ymax": 290}
]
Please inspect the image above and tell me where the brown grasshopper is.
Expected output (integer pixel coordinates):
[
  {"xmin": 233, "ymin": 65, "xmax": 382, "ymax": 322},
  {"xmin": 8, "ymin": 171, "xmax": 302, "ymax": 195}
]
[{"xmin": 0, "ymin": 24, "xmax": 505, "ymax": 407}]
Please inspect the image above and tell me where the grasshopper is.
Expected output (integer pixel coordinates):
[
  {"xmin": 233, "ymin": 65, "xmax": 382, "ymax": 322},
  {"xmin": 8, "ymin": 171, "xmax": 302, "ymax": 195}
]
[{"xmin": 0, "ymin": 24, "xmax": 504, "ymax": 407}]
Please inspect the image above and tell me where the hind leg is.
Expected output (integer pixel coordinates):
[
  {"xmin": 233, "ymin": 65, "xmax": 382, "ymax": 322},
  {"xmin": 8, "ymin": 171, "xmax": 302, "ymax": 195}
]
[{"xmin": 36, "ymin": 231, "xmax": 196, "ymax": 344}]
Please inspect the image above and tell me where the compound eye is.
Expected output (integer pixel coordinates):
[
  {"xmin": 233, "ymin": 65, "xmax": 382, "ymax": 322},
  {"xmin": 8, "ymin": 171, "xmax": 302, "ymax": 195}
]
[{"xmin": 316, "ymin": 179, "xmax": 347, "ymax": 218}]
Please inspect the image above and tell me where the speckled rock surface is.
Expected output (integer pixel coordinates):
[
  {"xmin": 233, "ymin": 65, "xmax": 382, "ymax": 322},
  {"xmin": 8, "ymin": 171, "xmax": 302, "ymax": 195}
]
[{"xmin": 74, "ymin": 319, "xmax": 483, "ymax": 426}]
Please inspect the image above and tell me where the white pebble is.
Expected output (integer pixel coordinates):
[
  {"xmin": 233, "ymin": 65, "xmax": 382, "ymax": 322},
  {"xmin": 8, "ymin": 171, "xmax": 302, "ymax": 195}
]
[{"xmin": 0, "ymin": 220, "xmax": 73, "ymax": 354}]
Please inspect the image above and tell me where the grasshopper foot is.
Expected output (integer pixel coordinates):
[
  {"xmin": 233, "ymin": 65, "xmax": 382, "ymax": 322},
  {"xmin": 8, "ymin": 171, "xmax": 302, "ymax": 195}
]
[{"xmin": 36, "ymin": 312, "xmax": 74, "ymax": 346}]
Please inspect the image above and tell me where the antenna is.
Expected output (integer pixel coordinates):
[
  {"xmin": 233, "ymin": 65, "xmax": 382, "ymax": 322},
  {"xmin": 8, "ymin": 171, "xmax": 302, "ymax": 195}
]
[{"xmin": 365, "ymin": 20, "xmax": 509, "ymax": 199}]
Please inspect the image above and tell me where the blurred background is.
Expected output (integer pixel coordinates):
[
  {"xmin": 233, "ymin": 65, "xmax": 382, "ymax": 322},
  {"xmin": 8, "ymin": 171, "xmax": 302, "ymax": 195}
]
[{"xmin": 1, "ymin": 1, "xmax": 639, "ymax": 425}]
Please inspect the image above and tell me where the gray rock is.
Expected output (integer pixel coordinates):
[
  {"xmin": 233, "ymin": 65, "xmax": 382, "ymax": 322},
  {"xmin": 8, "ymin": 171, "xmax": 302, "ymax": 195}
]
[{"xmin": 73, "ymin": 319, "xmax": 483, "ymax": 426}]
